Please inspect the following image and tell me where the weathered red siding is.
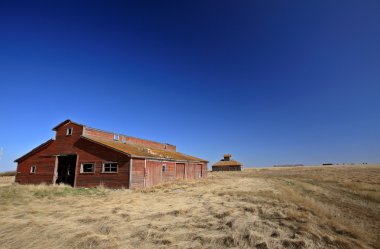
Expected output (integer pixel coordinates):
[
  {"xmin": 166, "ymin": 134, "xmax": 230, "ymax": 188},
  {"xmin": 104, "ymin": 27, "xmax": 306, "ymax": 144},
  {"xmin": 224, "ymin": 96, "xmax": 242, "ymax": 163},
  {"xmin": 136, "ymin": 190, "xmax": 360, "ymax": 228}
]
[
  {"xmin": 15, "ymin": 150, "xmax": 56, "ymax": 185},
  {"xmin": 74, "ymin": 139, "xmax": 130, "ymax": 188},
  {"xmin": 145, "ymin": 160, "xmax": 176, "ymax": 187},
  {"xmin": 162, "ymin": 161, "xmax": 176, "ymax": 182}
]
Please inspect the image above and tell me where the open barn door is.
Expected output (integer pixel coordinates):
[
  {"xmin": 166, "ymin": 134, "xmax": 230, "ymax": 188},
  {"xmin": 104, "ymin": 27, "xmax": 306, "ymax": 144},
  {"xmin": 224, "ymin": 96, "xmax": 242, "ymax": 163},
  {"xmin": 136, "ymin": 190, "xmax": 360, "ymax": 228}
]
[{"xmin": 56, "ymin": 155, "xmax": 77, "ymax": 187}]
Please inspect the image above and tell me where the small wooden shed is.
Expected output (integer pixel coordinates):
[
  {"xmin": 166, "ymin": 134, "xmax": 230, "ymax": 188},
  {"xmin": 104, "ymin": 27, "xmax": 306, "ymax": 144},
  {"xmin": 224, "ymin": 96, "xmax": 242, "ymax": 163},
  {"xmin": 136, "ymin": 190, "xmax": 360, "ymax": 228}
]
[{"xmin": 212, "ymin": 154, "xmax": 242, "ymax": 171}]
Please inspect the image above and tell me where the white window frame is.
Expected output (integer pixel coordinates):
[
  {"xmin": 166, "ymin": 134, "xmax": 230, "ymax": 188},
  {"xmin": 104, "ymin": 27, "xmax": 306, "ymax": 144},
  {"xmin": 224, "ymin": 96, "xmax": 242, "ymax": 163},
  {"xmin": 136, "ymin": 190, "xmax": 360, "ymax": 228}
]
[
  {"xmin": 121, "ymin": 136, "xmax": 126, "ymax": 143},
  {"xmin": 102, "ymin": 162, "xmax": 118, "ymax": 173},
  {"xmin": 114, "ymin": 134, "xmax": 119, "ymax": 141},
  {"xmin": 162, "ymin": 164, "xmax": 167, "ymax": 172},
  {"xmin": 66, "ymin": 127, "xmax": 73, "ymax": 135},
  {"xmin": 80, "ymin": 163, "xmax": 95, "ymax": 173},
  {"xmin": 30, "ymin": 165, "xmax": 36, "ymax": 174}
]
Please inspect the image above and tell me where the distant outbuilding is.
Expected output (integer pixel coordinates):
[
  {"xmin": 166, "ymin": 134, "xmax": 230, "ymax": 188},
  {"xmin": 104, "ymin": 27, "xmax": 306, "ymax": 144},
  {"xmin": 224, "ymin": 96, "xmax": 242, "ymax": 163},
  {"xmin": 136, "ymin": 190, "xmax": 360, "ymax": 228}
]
[{"xmin": 212, "ymin": 154, "xmax": 242, "ymax": 171}]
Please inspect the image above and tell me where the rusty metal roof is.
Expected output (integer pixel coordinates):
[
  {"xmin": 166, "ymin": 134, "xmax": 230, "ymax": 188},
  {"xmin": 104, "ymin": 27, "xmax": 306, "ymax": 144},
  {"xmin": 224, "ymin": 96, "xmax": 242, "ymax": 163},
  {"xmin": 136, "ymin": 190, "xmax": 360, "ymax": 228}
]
[{"xmin": 81, "ymin": 135, "xmax": 208, "ymax": 163}]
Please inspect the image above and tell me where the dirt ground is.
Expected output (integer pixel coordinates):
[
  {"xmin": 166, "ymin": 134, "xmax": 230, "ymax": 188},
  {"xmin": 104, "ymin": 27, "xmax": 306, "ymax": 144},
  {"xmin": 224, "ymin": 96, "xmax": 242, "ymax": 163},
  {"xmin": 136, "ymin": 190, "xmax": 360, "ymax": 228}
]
[{"xmin": 0, "ymin": 165, "xmax": 379, "ymax": 249}]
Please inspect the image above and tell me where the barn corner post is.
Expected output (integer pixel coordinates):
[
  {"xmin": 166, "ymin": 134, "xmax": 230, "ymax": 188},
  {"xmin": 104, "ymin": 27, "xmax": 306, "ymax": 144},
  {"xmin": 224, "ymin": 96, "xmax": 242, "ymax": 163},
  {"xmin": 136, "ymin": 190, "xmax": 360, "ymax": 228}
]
[
  {"xmin": 52, "ymin": 156, "xmax": 58, "ymax": 185},
  {"xmin": 129, "ymin": 158, "xmax": 132, "ymax": 189},
  {"xmin": 144, "ymin": 159, "xmax": 147, "ymax": 188},
  {"xmin": 73, "ymin": 153, "xmax": 79, "ymax": 188},
  {"xmin": 174, "ymin": 162, "xmax": 177, "ymax": 179},
  {"xmin": 185, "ymin": 162, "xmax": 188, "ymax": 179}
]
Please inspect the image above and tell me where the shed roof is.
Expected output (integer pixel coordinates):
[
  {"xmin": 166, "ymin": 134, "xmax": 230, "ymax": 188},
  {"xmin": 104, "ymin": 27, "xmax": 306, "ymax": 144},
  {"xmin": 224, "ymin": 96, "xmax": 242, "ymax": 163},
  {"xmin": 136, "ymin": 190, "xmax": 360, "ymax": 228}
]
[{"xmin": 81, "ymin": 135, "xmax": 208, "ymax": 163}]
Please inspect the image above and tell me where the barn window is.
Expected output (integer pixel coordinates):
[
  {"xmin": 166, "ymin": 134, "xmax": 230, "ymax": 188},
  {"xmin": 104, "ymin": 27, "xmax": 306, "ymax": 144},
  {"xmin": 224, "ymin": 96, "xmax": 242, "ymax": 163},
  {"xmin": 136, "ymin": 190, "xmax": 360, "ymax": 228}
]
[
  {"xmin": 103, "ymin": 162, "xmax": 118, "ymax": 173},
  {"xmin": 30, "ymin": 166, "xmax": 36, "ymax": 174},
  {"xmin": 80, "ymin": 163, "xmax": 95, "ymax": 173},
  {"xmin": 121, "ymin": 136, "xmax": 126, "ymax": 143},
  {"xmin": 113, "ymin": 134, "xmax": 119, "ymax": 140},
  {"xmin": 162, "ymin": 164, "xmax": 166, "ymax": 172},
  {"xmin": 66, "ymin": 128, "xmax": 73, "ymax": 135}
]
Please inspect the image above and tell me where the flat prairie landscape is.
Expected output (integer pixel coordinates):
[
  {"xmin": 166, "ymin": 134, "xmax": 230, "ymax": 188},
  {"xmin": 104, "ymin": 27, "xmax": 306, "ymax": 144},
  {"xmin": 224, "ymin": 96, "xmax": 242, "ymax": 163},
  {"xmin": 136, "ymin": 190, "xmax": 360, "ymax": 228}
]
[{"xmin": 0, "ymin": 165, "xmax": 379, "ymax": 249}]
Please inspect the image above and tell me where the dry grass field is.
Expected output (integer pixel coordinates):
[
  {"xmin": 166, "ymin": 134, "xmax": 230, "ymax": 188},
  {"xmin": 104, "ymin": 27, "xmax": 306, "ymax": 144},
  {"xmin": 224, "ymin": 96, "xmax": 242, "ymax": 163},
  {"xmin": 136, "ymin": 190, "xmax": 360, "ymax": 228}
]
[{"xmin": 0, "ymin": 165, "xmax": 379, "ymax": 249}]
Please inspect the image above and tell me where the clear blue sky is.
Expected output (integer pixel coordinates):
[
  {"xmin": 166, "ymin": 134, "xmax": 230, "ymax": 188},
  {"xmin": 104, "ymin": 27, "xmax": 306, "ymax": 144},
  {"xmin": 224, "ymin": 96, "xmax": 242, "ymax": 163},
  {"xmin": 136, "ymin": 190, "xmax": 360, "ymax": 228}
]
[{"xmin": 1, "ymin": 1, "xmax": 379, "ymax": 171}]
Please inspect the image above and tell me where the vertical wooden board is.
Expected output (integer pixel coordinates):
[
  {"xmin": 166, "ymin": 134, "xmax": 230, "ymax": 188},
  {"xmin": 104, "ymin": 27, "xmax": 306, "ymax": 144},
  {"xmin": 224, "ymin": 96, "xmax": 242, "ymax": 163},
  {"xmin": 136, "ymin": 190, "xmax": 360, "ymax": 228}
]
[
  {"xmin": 130, "ymin": 158, "xmax": 144, "ymax": 188},
  {"xmin": 162, "ymin": 162, "xmax": 175, "ymax": 182},
  {"xmin": 196, "ymin": 164, "xmax": 202, "ymax": 178},
  {"xmin": 146, "ymin": 161, "xmax": 153, "ymax": 187},
  {"xmin": 186, "ymin": 163, "xmax": 196, "ymax": 179},
  {"xmin": 176, "ymin": 163, "xmax": 185, "ymax": 179},
  {"xmin": 146, "ymin": 160, "xmax": 160, "ymax": 187},
  {"xmin": 203, "ymin": 163, "xmax": 208, "ymax": 178}
]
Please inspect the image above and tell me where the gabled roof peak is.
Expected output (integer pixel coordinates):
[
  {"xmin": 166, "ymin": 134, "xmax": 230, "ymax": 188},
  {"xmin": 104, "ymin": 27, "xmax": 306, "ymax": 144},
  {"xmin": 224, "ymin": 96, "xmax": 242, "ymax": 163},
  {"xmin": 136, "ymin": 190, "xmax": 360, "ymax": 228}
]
[{"xmin": 52, "ymin": 119, "xmax": 84, "ymax": 131}]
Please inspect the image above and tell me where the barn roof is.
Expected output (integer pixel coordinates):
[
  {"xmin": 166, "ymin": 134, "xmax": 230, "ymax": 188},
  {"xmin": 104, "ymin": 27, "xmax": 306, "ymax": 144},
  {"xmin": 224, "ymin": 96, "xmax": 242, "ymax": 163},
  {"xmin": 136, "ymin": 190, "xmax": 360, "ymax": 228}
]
[
  {"xmin": 14, "ymin": 139, "xmax": 55, "ymax": 162},
  {"xmin": 212, "ymin": 159, "xmax": 242, "ymax": 167},
  {"xmin": 81, "ymin": 135, "xmax": 208, "ymax": 163}
]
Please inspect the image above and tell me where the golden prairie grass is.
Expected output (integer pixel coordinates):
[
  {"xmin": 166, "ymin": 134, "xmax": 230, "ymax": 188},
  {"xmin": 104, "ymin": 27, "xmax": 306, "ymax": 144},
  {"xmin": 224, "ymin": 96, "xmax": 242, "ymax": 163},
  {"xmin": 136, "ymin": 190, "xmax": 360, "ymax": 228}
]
[{"xmin": 0, "ymin": 165, "xmax": 379, "ymax": 249}]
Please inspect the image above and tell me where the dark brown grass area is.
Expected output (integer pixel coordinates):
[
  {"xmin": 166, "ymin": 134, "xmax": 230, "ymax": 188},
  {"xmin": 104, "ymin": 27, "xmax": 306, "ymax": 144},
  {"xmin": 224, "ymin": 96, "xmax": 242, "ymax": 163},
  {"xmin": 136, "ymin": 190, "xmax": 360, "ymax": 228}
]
[{"xmin": 0, "ymin": 165, "xmax": 379, "ymax": 249}]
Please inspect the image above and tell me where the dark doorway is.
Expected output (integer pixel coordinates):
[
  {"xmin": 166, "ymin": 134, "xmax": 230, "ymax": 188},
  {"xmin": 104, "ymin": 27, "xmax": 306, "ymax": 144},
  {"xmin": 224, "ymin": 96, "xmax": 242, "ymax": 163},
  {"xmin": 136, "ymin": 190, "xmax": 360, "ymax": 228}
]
[{"xmin": 56, "ymin": 155, "xmax": 77, "ymax": 186}]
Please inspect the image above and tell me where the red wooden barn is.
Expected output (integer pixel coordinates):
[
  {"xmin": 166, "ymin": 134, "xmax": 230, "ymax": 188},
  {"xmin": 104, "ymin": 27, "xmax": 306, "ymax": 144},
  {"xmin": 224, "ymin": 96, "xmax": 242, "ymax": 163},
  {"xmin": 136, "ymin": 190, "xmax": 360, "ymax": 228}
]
[{"xmin": 15, "ymin": 120, "xmax": 208, "ymax": 188}]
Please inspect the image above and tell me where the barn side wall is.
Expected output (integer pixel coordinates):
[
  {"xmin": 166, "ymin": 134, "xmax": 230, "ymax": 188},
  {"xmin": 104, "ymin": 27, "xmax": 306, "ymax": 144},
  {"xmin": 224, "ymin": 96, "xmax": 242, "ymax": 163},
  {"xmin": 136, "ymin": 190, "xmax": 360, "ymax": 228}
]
[
  {"xmin": 74, "ymin": 139, "xmax": 130, "ymax": 188},
  {"xmin": 130, "ymin": 159, "xmax": 208, "ymax": 188}
]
